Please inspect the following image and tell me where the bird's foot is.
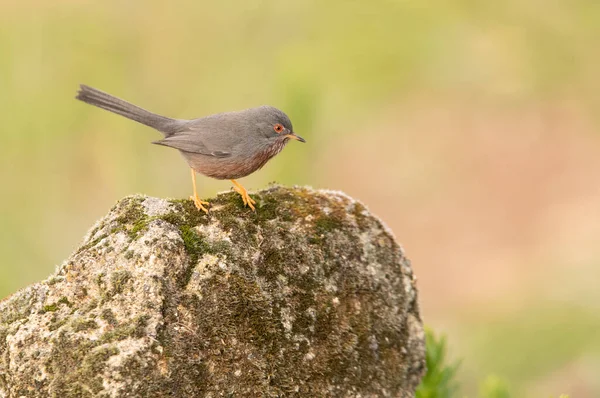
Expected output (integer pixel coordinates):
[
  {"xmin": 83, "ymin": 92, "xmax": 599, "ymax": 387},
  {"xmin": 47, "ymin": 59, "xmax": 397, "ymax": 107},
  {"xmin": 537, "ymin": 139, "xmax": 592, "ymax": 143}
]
[
  {"xmin": 232, "ymin": 186, "xmax": 256, "ymax": 211},
  {"xmin": 190, "ymin": 195, "xmax": 210, "ymax": 214}
]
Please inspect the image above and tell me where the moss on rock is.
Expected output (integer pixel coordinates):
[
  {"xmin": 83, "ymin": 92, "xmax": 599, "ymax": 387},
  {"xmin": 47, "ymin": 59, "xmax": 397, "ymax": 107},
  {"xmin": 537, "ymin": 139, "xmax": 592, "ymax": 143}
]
[{"xmin": 0, "ymin": 186, "xmax": 425, "ymax": 397}]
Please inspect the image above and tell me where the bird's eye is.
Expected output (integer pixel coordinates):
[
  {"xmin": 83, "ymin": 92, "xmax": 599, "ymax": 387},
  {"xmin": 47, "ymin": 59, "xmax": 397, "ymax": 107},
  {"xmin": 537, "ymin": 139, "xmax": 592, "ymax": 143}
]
[{"xmin": 274, "ymin": 124, "xmax": 284, "ymax": 133}]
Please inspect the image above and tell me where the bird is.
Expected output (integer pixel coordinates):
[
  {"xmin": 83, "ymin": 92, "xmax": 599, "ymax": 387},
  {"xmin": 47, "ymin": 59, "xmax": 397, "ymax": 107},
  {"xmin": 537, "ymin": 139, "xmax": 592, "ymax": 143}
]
[{"xmin": 75, "ymin": 84, "xmax": 305, "ymax": 213}]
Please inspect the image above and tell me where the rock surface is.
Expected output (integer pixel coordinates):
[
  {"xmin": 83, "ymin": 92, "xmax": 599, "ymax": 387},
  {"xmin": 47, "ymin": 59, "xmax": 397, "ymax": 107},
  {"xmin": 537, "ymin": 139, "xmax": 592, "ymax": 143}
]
[{"xmin": 0, "ymin": 186, "xmax": 425, "ymax": 397}]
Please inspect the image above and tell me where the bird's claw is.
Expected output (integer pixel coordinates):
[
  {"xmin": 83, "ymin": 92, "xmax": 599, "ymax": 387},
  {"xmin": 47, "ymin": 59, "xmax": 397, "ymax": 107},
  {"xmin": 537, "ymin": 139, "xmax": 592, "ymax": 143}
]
[
  {"xmin": 190, "ymin": 195, "xmax": 209, "ymax": 213},
  {"xmin": 245, "ymin": 193, "xmax": 256, "ymax": 211},
  {"xmin": 232, "ymin": 186, "xmax": 256, "ymax": 211}
]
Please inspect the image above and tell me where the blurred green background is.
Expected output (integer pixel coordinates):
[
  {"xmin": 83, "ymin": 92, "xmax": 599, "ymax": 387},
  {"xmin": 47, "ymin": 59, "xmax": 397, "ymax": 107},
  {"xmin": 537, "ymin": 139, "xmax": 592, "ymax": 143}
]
[{"xmin": 2, "ymin": 1, "xmax": 599, "ymax": 396}]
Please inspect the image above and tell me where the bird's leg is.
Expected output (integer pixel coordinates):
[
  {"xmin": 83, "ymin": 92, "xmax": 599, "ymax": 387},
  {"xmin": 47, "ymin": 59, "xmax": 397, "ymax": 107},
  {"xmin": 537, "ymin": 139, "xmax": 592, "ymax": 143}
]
[
  {"xmin": 190, "ymin": 169, "xmax": 209, "ymax": 213},
  {"xmin": 230, "ymin": 179, "xmax": 256, "ymax": 211}
]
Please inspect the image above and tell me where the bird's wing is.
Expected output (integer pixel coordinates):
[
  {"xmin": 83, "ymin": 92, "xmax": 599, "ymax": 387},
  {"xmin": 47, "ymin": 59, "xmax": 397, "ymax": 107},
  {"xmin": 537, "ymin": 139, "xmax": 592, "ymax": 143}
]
[{"xmin": 152, "ymin": 132, "xmax": 232, "ymax": 158}]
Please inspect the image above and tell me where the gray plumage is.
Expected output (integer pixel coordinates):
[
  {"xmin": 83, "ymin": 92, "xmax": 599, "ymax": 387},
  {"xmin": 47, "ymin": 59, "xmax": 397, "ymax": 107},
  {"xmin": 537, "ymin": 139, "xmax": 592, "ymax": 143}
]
[{"xmin": 76, "ymin": 85, "xmax": 303, "ymax": 180}]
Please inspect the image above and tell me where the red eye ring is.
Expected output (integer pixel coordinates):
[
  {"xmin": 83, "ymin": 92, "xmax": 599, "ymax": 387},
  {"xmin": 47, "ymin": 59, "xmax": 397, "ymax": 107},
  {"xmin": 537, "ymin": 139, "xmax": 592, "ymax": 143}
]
[{"xmin": 274, "ymin": 124, "xmax": 284, "ymax": 133}]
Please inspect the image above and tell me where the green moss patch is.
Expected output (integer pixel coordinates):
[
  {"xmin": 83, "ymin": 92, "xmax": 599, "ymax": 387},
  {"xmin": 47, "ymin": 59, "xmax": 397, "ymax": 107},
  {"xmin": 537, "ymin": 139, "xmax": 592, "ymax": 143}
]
[
  {"xmin": 45, "ymin": 331, "xmax": 120, "ymax": 397},
  {"xmin": 72, "ymin": 319, "xmax": 99, "ymax": 332},
  {"xmin": 109, "ymin": 270, "xmax": 132, "ymax": 296},
  {"xmin": 99, "ymin": 314, "xmax": 150, "ymax": 344}
]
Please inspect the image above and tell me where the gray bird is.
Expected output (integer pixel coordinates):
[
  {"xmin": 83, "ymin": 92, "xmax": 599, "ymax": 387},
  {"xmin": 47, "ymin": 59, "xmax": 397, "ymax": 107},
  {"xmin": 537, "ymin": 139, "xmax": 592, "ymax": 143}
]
[{"xmin": 76, "ymin": 85, "xmax": 305, "ymax": 212}]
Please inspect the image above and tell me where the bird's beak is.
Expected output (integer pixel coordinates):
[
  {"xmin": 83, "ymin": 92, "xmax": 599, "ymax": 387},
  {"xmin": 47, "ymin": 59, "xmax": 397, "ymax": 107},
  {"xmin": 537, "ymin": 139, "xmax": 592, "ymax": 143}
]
[{"xmin": 286, "ymin": 133, "xmax": 306, "ymax": 143}]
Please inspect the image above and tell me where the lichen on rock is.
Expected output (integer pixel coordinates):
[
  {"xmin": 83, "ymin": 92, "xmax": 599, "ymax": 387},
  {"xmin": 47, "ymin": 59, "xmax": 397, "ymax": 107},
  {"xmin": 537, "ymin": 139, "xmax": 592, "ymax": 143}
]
[{"xmin": 0, "ymin": 185, "xmax": 425, "ymax": 397}]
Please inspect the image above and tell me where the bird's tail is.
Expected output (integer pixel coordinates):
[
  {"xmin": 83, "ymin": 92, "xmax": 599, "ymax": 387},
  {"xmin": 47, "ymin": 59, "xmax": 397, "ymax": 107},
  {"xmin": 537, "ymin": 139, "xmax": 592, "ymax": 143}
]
[{"xmin": 75, "ymin": 84, "xmax": 180, "ymax": 135}]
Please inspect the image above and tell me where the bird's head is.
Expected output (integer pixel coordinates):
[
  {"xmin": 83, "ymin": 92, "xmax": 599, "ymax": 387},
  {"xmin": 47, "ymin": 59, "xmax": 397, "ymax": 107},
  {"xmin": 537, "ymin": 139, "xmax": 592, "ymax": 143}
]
[{"xmin": 255, "ymin": 106, "xmax": 305, "ymax": 144}]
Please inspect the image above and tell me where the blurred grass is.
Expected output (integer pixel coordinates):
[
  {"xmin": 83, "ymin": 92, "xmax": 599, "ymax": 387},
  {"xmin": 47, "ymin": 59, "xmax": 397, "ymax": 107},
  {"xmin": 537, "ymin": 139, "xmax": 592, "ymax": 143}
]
[
  {"xmin": 1, "ymin": 0, "xmax": 599, "ymax": 396},
  {"xmin": 416, "ymin": 329, "xmax": 514, "ymax": 398},
  {"xmin": 418, "ymin": 329, "xmax": 573, "ymax": 397},
  {"xmin": 416, "ymin": 329, "xmax": 460, "ymax": 398},
  {"xmin": 459, "ymin": 303, "xmax": 600, "ymax": 396}
]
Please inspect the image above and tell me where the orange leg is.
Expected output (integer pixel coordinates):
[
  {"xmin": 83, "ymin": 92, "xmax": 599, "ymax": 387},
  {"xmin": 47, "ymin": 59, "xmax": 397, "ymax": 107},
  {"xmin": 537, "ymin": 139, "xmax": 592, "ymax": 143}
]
[
  {"xmin": 190, "ymin": 169, "xmax": 209, "ymax": 213},
  {"xmin": 230, "ymin": 179, "xmax": 256, "ymax": 211}
]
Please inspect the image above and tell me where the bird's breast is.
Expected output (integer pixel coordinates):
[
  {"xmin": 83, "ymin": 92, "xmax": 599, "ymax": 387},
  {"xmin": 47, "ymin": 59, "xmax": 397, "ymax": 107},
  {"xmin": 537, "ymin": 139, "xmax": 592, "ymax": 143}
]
[{"xmin": 183, "ymin": 139, "xmax": 288, "ymax": 180}]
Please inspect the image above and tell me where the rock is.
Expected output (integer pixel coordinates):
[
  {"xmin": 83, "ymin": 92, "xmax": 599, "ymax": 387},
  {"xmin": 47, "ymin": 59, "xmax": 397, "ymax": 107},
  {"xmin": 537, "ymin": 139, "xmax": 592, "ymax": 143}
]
[{"xmin": 0, "ymin": 186, "xmax": 425, "ymax": 397}]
